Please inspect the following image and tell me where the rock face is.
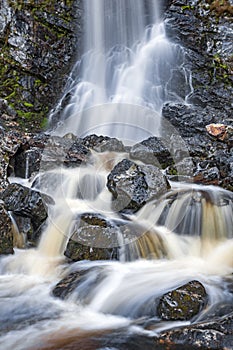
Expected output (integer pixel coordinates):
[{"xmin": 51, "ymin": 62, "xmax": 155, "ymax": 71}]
[
  {"xmin": 162, "ymin": 1, "xmax": 233, "ymax": 190},
  {"xmin": 0, "ymin": 202, "xmax": 14, "ymax": 254},
  {"xmin": 157, "ymin": 280, "xmax": 207, "ymax": 321},
  {"xmin": 107, "ymin": 159, "xmax": 169, "ymax": 213},
  {"xmin": 0, "ymin": 0, "xmax": 83, "ymax": 132}
]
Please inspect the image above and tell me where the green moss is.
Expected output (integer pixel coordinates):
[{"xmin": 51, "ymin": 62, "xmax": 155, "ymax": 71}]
[
  {"xmin": 40, "ymin": 117, "xmax": 48, "ymax": 129},
  {"xmin": 23, "ymin": 102, "xmax": 34, "ymax": 108},
  {"xmin": 182, "ymin": 5, "xmax": 194, "ymax": 11},
  {"xmin": 16, "ymin": 110, "xmax": 33, "ymax": 119}
]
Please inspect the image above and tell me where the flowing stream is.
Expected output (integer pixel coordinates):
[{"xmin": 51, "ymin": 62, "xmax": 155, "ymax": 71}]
[{"xmin": 0, "ymin": 1, "xmax": 233, "ymax": 349}]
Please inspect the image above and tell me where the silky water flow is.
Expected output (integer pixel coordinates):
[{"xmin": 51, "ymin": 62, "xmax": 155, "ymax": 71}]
[{"xmin": 0, "ymin": 1, "xmax": 233, "ymax": 349}]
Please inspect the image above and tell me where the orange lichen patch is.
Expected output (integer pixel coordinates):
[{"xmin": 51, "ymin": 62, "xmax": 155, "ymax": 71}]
[{"xmin": 206, "ymin": 123, "xmax": 227, "ymax": 140}]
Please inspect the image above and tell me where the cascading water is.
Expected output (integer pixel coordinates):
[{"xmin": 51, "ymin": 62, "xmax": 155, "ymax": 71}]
[
  {"xmin": 52, "ymin": 0, "xmax": 192, "ymax": 142},
  {"xmin": 0, "ymin": 1, "xmax": 233, "ymax": 350}
]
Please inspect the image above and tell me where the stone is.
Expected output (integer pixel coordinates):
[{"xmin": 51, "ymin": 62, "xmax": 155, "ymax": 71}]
[
  {"xmin": 157, "ymin": 280, "xmax": 207, "ymax": 321},
  {"xmin": 130, "ymin": 137, "xmax": 173, "ymax": 168},
  {"xmin": 52, "ymin": 267, "xmax": 105, "ymax": 301},
  {"xmin": 64, "ymin": 213, "xmax": 119, "ymax": 261},
  {"xmin": 64, "ymin": 140, "xmax": 92, "ymax": 167},
  {"xmin": 107, "ymin": 159, "xmax": 169, "ymax": 213},
  {"xmin": 83, "ymin": 134, "xmax": 125, "ymax": 153},
  {"xmin": 39, "ymin": 136, "xmax": 91, "ymax": 170},
  {"xmin": 160, "ymin": 311, "xmax": 233, "ymax": 349},
  {"xmin": 206, "ymin": 123, "xmax": 227, "ymax": 140},
  {"xmin": 1, "ymin": 183, "xmax": 52, "ymax": 232},
  {"xmin": 0, "ymin": 202, "xmax": 14, "ymax": 255}
]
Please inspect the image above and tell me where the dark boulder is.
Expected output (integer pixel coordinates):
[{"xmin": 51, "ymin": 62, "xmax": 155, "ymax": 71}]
[
  {"xmin": 0, "ymin": 129, "xmax": 29, "ymax": 191},
  {"xmin": 0, "ymin": 202, "xmax": 14, "ymax": 255},
  {"xmin": 8, "ymin": 133, "xmax": 50, "ymax": 179},
  {"xmin": 64, "ymin": 140, "xmax": 92, "ymax": 167},
  {"xmin": 107, "ymin": 159, "xmax": 169, "ymax": 213},
  {"xmin": 83, "ymin": 134, "xmax": 125, "ymax": 153},
  {"xmin": 1, "ymin": 183, "xmax": 52, "ymax": 232},
  {"xmin": 52, "ymin": 267, "xmax": 105, "ymax": 302},
  {"xmin": 157, "ymin": 280, "xmax": 207, "ymax": 321},
  {"xmin": 64, "ymin": 213, "xmax": 120, "ymax": 261},
  {"xmin": 160, "ymin": 311, "xmax": 233, "ymax": 349},
  {"xmin": 39, "ymin": 136, "xmax": 91, "ymax": 170},
  {"xmin": 162, "ymin": 103, "xmax": 233, "ymax": 190},
  {"xmin": 12, "ymin": 148, "xmax": 42, "ymax": 179},
  {"xmin": 130, "ymin": 137, "xmax": 173, "ymax": 168}
]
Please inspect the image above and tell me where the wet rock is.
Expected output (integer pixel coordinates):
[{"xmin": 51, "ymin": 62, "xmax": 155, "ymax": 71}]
[
  {"xmin": 0, "ymin": 202, "xmax": 14, "ymax": 255},
  {"xmin": 162, "ymin": 0, "xmax": 233, "ymax": 191},
  {"xmin": 12, "ymin": 215, "xmax": 33, "ymax": 246},
  {"xmin": 161, "ymin": 311, "xmax": 233, "ymax": 349},
  {"xmin": 64, "ymin": 213, "xmax": 119, "ymax": 261},
  {"xmin": 162, "ymin": 102, "xmax": 233, "ymax": 190},
  {"xmin": 0, "ymin": 130, "xmax": 28, "ymax": 192},
  {"xmin": 157, "ymin": 280, "xmax": 207, "ymax": 321},
  {"xmin": 1, "ymin": 183, "xmax": 52, "ymax": 232},
  {"xmin": 107, "ymin": 159, "xmax": 169, "ymax": 213},
  {"xmin": 83, "ymin": 134, "xmax": 125, "ymax": 153},
  {"xmin": 12, "ymin": 148, "xmax": 42, "ymax": 179},
  {"xmin": 130, "ymin": 137, "xmax": 173, "ymax": 168},
  {"xmin": 39, "ymin": 136, "xmax": 91, "ymax": 170},
  {"xmin": 0, "ymin": 0, "xmax": 83, "ymax": 132},
  {"xmin": 64, "ymin": 140, "xmax": 92, "ymax": 167},
  {"xmin": 52, "ymin": 267, "xmax": 105, "ymax": 301}
]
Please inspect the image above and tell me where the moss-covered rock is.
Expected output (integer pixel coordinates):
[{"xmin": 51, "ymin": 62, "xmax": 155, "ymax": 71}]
[{"xmin": 157, "ymin": 280, "xmax": 207, "ymax": 321}]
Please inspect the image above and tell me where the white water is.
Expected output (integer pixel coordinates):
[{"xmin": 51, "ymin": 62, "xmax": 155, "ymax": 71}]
[
  {"xmin": 2, "ymin": 150, "xmax": 232, "ymax": 349},
  {"xmin": 51, "ymin": 0, "xmax": 192, "ymax": 143},
  {"xmin": 1, "ymin": 1, "xmax": 233, "ymax": 349}
]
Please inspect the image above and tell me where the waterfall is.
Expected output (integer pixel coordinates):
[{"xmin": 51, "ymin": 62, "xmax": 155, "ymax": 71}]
[
  {"xmin": 0, "ymin": 2, "xmax": 232, "ymax": 349},
  {"xmin": 51, "ymin": 0, "xmax": 191, "ymax": 143}
]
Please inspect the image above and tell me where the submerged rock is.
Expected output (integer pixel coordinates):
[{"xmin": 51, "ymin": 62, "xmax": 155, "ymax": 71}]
[
  {"xmin": 0, "ymin": 203, "xmax": 14, "ymax": 255},
  {"xmin": 157, "ymin": 280, "xmax": 207, "ymax": 321},
  {"xmin": 52, "ymin": 267, "xmax": 105, "ymax": 302},
  {"xmin": 107, "ymin": 159, "xmax": 169, "ymax": 213}
]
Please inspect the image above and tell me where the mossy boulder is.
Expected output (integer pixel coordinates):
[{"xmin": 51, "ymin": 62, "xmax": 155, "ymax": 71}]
[{"xmin": 157, "ymin": 280, "xmax": 207, "ymax": 321}]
